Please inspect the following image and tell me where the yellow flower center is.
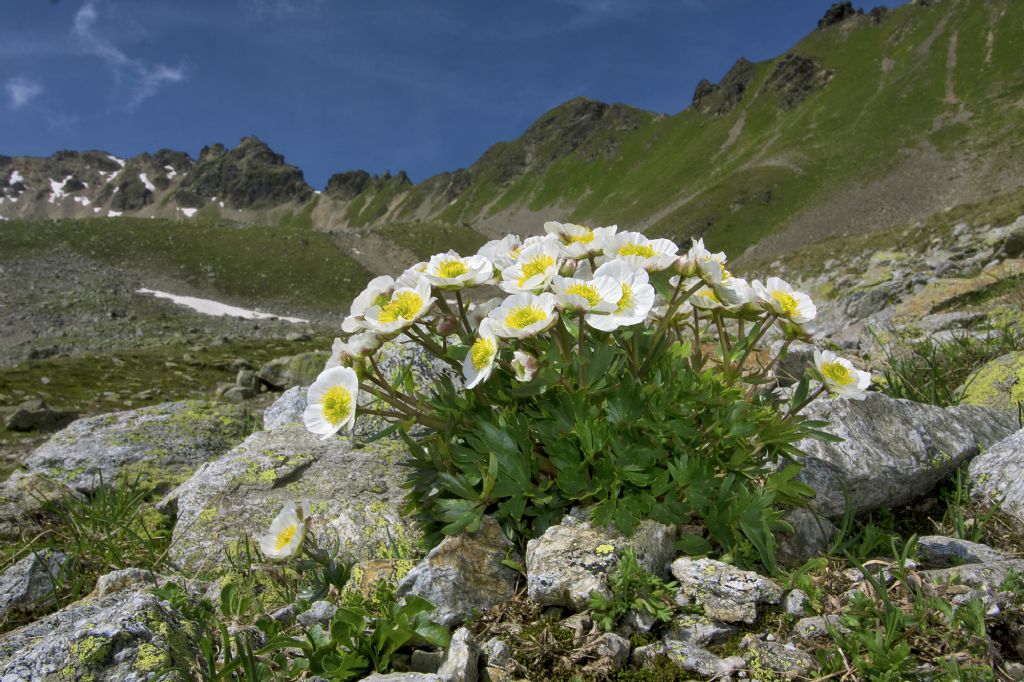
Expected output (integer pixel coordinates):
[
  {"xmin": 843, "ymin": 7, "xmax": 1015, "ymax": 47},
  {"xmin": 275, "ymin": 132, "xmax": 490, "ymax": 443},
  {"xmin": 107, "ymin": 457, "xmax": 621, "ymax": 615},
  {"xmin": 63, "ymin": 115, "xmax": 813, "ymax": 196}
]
[
  {"xmin": 616, "ymin": 283, "xmax": 633, "ymax": 313},
  {"xmin": 509, "ymin": 246, "xmax": 522, "ymax": 261},
  {"xmin": 564, "ymin": 228, "xmax": 595, "ymax": 245},
  {"xmin": 274, "ymin": 524, "xmax": 297, "ymax": 551},
  {"xmin": 517, "ymin": 254, "xmax": 555, "ymax": 287},
  {"xmin": 321, "ymin": 385, "xmax": 353, "ymax": 425},
  {"xmin": 821, "ymin": 361, "xmax": 855, "ymax": 385},
  {"xmin": 618, "ymin": 242, "xmax": 655, "ymax": 259},
  {"xmin": 564, "ymin": 283, "xmax": 601, "ymax": 307},
  {"xmin": 697, "ymin": 289, "xmax": 720, "ymax": 303},
  {"xmin": 470, "ymin": 337, "xmax": 496, "ymax": 370},
  {"xmin": 772, "ymin": 290, "xmax": 798, "ymax": 317},
  {"xmin": 378, "ymin": 291, "xmax": 424, "ymax": 323},
  {"xmin": 506, "ymin": 305, "xmax": 548, "ymax": 329},
  {"xmin": 437, "ymin": 259, "xmax": 468, "ymax": 279}
]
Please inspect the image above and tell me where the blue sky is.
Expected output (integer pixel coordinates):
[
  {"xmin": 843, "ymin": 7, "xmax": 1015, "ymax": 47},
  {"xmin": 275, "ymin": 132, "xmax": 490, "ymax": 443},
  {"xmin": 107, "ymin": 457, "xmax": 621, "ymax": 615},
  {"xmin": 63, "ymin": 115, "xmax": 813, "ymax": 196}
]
[{"xmin": 2, "ymin": 0, "xmax": 886, "ymax": 188}]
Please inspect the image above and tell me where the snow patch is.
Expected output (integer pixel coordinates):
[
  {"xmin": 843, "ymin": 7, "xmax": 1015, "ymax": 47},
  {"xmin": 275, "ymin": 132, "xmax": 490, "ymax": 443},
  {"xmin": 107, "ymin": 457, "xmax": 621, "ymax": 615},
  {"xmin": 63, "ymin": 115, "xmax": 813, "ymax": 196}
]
[
  {"xmin": 8, "ymin": 170, "xmax": 23, "ymax": 185},
  {"xmin": 218, "ymin": 201, "xmax": 224, "ymax": 208},
  {"xmin": 74, "ymin": 196, "xmax": 92, "ymax": 206},
  {"xmin": 164, "ymin": 165, "xmax": 177, "ymax": 179},
  {"xmin": 139, "ymin": 173, "xmax": 155, "ymax": 192},
  {"xmin": 108, "ymin": 210, "xmax": 123, "ymax": 217},
  {"xmin": 48, "ymin": 176, "xmax": 74, "ymax": 203},
  {"xmin": 136, "ymin": 288, "xmax": 309, "ymax": 324},
  {"xmin": 179, "ymin": 207, "xmax": 198, "ymax": 217},
  {"xmin": 94, "ymin": 207, "xmax": 102, "ymax": 213},
  {"xmin": 107, "ymin": 155, "xmax": 126, "ymax": 168}
]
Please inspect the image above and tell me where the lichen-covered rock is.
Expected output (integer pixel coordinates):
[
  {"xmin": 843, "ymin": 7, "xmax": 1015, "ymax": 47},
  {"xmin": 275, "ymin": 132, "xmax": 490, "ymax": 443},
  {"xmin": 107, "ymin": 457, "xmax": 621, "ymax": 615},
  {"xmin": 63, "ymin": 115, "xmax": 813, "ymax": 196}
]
[
  {"xmin": 741, "ymin": 636, "xmax": 816, "ymax": 680},
  {"xmin": 0, "ymin": 471, "xmax": 82, "ymax": 541},
  {"xmin": 168, "ymin": 424, "xmax": 419, "ymax": 575},
  {"xmin": 632, "ymin": 639, "xmax": 744, "ymax": 677},
  {"xmin": 437, "ymin": 627, "xmax": 479, "ymax": 682},
  {"xmin": 970, "ymin": 429, "xmax": 1024, "ymax": 533},
  {"xmin": 916, "ymin": 535, "xmax": 1007, "ymax": 568},
  {"xmin": 93, "ymin": 568, "xmax": 172, "ymax": 599},
  {"xmin": 398, "ymin": 517, "xmax": 520, "ymax": 628},
  {"xmin": 959, "ymin": 351, "xmax": 1024, "ymax": 413},
  {"xmin": 918, "ymin": 560, "xmax": 1024, "ymax": 590},
  {"xmin": 794, "ymin": 393, "xmax": 1015, "ymax": 517},
  {"xmin": 0, "ymin": 588, "xmax": 200, "ymax": 681},
  {"xmin": 258, "ymin": 352, "xmax": 329, "ymax": 390},
  {"xmin": 24, "ymin": 401, "xmax": 253, "ymax": 494},
  {"xmin": 524, "ymin": 513, "xmax": 678, "ymax": 610},
  {"xmin": 0, "ymin": 549, "xmax": 69, "ymax": 622},
  {"xmin": 664, "ymin": 614, "xmax": 737, "ymax": 646},
  {"xmin": 670, "ymin": 557, "xmax": 783, "ymax": 624}
]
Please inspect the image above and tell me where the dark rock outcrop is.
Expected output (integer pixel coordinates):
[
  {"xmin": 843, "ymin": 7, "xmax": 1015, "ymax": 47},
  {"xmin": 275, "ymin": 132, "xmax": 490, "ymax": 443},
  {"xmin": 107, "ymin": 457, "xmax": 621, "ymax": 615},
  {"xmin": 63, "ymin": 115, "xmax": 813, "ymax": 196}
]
[
  {"xmin": 764, "ymin": 54, "xmax": 834, "ymax": 110},
  {"xmin": 691, "ymin": 58, "xmax": 757, "ymax": 116},
  {"xmin": 324, "ymin": 169, "xmax": 412, "ymax": 201},
  {"xmin": 175, "ymin": 136, "xmax": 312, "ymax": 209},
  {"xmin": 817, "ymin": 2, "xmax": 862, "ymax": 30}
]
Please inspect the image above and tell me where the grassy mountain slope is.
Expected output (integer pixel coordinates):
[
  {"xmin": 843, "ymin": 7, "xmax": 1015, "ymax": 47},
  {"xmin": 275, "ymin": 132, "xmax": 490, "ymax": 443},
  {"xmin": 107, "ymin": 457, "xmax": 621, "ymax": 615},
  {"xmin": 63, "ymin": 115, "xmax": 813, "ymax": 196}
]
[{"xmin": 325, "ymin": 0, "xmax": 1024, "ymax": 260}]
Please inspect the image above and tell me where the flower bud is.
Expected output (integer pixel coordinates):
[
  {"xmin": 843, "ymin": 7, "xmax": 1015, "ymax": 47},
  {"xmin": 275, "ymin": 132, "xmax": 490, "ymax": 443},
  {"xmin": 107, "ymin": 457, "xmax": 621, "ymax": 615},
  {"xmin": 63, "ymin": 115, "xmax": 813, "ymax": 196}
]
[
  {"xmin": 673, "ymin": 254, "xmax": 697, "ymax": 277},
  {"xmin": 434, "ymin": 315, "xmax": 460, "ymax": 337},
  {"xmin": 511, "ymin": 350, "xmax": 540, "ymax": 382},
  {"xmin": 559, "ymin": 259, "xmax": 579, "ymax": 277}
]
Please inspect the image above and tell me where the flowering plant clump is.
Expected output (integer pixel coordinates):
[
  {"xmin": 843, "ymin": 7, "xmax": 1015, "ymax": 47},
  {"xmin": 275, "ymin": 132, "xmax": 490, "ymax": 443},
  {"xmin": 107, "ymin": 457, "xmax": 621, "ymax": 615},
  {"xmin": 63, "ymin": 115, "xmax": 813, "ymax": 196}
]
[{"xmin": 304, "ymin": 222, "xmax": 870, "ymax": 570}]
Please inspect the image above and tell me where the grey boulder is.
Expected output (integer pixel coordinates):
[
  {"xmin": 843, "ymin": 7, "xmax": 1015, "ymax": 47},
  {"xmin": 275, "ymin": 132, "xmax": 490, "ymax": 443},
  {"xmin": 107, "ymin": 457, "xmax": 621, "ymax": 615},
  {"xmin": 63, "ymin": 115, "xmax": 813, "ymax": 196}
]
[
  {"xmin": 167, "ymin": 424, "xmax": 419, "ymax": 575},
  {"xmin": 794, "ymin": 393, "xmax": 1015, "ymax": 517},
  {"xmin": 0, "ymin": 549, "xmax": 69, "ymax": 623},
  {"xmin": 969, "ymin": 429, "xmax": 1024, "ymax": 534},
  {"xmin": 24, "ymin": 400, "xmax": 253, "ymax": 494},
  {"xmin": 670, "ymin": 557, "xmax": 783, "ymax": 624},
  {"xmin": 398, "ymin": 516, "xmax": 520, "ymax": 628},
  {"xmin": 0, "ymin": 588, "xmax": 200, "ymax": 681},
  {"xmin": 525, "ymin": 513, "xmax": 678, "ymax": 610}
]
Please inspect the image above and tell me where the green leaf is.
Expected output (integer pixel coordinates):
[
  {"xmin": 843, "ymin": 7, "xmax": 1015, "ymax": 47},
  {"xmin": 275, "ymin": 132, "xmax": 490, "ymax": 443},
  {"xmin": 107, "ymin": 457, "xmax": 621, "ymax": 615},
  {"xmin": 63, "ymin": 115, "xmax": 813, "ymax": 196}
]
[{"xmin": 675, "ymin": 533, "xmax": 713, "ymax": 556}]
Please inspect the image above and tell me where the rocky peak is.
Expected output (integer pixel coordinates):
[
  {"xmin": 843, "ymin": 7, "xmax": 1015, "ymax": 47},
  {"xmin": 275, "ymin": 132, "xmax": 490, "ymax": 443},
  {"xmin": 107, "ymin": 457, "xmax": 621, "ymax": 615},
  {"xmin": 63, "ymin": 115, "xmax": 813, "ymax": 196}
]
[
  {"xmin": 323, "ymin": 169, "xmax": 412, "ymax": 201},
  {"xmin": 817, "ymin": 2, "xmax": 862, "ymax": 30},
  {"xmin": 176, "ymin": 136, "xmax": 312, "ymax": 210},
  {"xmin": 691, "ymin": 57, "xmax": 757, "ymax": 116},
  {"xmin": 765, "ymin": 53, "xmax": 835, "ymax": 110}
]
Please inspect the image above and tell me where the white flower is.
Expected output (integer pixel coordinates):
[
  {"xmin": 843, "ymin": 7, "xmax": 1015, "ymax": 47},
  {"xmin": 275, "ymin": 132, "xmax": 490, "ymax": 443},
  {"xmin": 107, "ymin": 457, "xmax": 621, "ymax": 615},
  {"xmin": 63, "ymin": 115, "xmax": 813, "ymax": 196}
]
[
  {"xmin": 511, "ymin": 350, "xmax": 539, "ymax": 382},
  {"xmin": 463, "ymin": 319, "xmax": 499, "ymax": 389},
  {"xmin": 604, "ymin": 231, "xmax": 678, "ymax": 272},
  {"xmin": 545, "ymin": 221, "xmax": 617, "ymax": 259},
  {"xmin": 362, "ymin": 278, "xmax": 434, "ymax": 335},
  {"xmin": 487, "ymin": 292, "xmax": 559, "ymax": 339},
  {"xmin": 342, "ymin": 275, "xmax": 395, "ymax": 333},
  {"xmin": 423, "ymin": 252, "xmax": 493, "ymax": 289},
  {"xmin": 688, "ymin": 238, "xmax": 729, "ymax": 284},
  {"xmin": 713, "ymin": 276, "xmax": 752, "ymax": 309},
  {"xmin": 326, "ymin": 333, "xmax": 381, "ymax": 369},
  {"xmin": 303, "ymin": 366, "xmax": 360, "ymax": 438},
  {"xmin": 395, "ymin": 262, "xmax": 429, "ymax": 289},
  {"xmin": 588, "ymin": 261, "xmax": 656, "ymax": 331},
  {"xmin": 752, "ymin": 277, "xmax": 816, "ymax": 324},
  {"xmin": 478, "ymin": 234, "xmax": 526, "ymax": 271},
  {"xmin": 499, "ymin": 240, "xmax": 561, "ymax": 294},
  {"xmin": 689, "ymin": 282, "xmax": 723, "ymax": 310},
  {"xmin": 258, "ymin": 501, "xmax": 310, "ymax": 560},
  {"xmin": 551, "ymin": 274, "xmax": 621, "ymax": 314},
  {"xmin": 814, "ymin": 349, "xmax": 871, "ymax": 399}
]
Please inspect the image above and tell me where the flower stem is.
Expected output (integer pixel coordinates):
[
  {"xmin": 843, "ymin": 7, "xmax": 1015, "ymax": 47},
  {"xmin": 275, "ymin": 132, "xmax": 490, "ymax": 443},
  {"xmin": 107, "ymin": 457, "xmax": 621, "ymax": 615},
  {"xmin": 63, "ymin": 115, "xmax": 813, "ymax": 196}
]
[{"xmin": 454, "ymin": 290, "xmax": 473, "ymax": 336}]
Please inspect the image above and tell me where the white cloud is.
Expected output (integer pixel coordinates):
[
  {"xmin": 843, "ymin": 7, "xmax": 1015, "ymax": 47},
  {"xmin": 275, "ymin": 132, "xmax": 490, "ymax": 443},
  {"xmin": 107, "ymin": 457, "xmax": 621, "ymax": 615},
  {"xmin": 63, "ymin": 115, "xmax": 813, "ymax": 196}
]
[
  {"xmin": 4, "ymin": 77, "xmax": 44, "ymax": 109},
  {"xmin": 73, "ymin": 0, "xmax": 186, "ymax": 107}
]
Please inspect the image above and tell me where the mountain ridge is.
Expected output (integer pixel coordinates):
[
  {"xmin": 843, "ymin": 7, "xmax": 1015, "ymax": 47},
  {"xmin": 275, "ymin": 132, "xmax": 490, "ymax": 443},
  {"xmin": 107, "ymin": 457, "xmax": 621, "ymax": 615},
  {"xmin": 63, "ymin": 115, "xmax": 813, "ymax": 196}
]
[{"xmin": 3, "ymin": 0, "xmax": 1023, "ymax": 264}]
